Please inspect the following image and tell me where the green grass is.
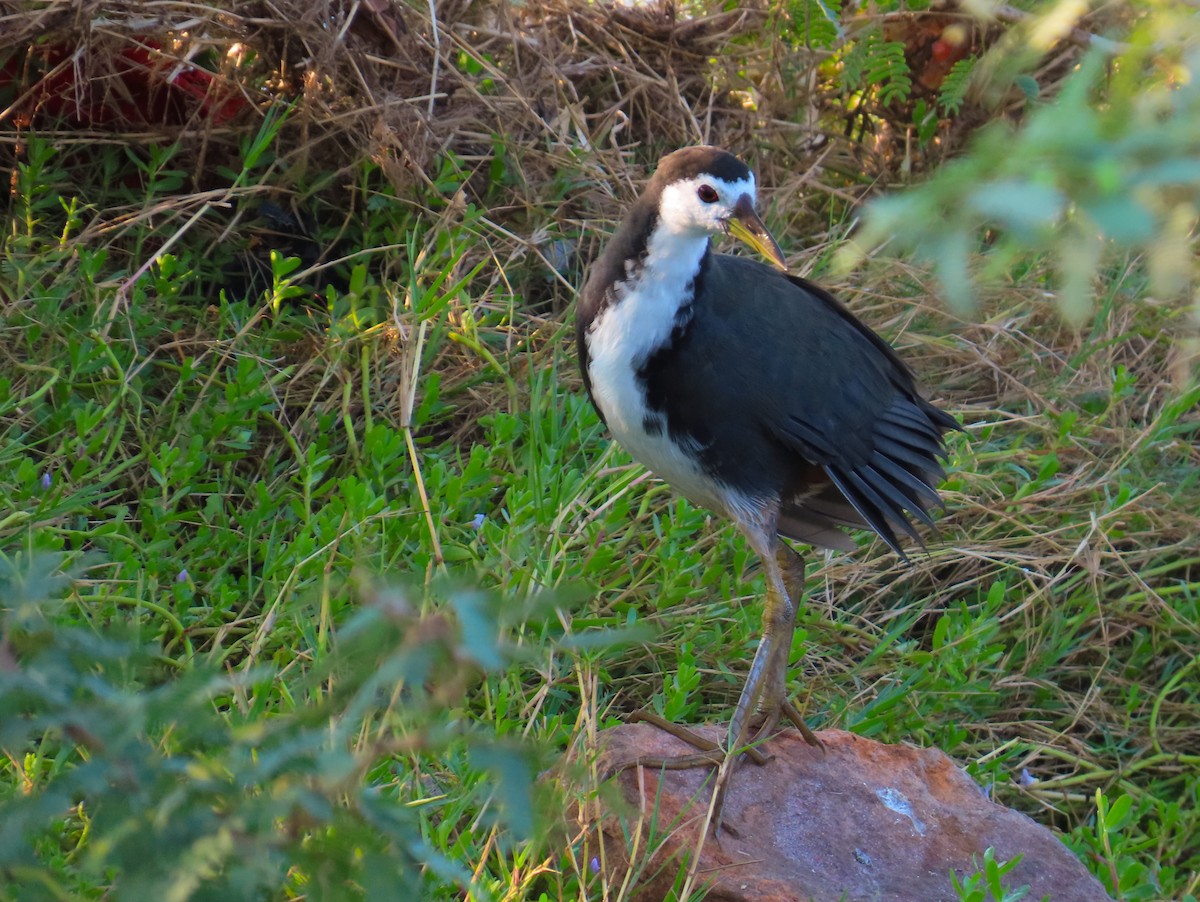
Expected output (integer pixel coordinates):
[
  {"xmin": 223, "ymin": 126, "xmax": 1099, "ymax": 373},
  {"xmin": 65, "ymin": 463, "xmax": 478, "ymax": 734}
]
[{"xmin": 2, "ymin": 129, "xmax": 1198, "ymax": 901}]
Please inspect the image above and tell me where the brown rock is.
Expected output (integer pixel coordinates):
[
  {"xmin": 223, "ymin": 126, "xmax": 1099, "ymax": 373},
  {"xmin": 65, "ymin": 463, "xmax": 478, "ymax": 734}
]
[{"xmin": 593, "ymin": 724, "xmax": 1111, "ymax": 902}]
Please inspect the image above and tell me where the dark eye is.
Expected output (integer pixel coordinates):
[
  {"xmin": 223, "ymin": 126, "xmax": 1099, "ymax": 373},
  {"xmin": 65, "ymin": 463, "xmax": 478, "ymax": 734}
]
[{"xmin": 697, "ymin": 184, "xmax": 719, "ymax": 203}]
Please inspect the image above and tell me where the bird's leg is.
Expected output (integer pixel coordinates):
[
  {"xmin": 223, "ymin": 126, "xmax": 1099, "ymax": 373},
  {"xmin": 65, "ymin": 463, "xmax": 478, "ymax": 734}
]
[
  {"xmin": 748, "ymin": 543, "xmax": 822, "ymax": 748},
  {"xmin": 708, "ymin": 538, "xmax": 801, "ymax": 823},
  {"xmin": 725, "ymin": 544, "xmax": 792, "ymax": 753},
  {"xmin": 601, "ymin": 544, "xmax": 788, "ymax": 780},
  {"xmin": 606, "ymin": 540, "xmax": 817, "ymax": 830}
]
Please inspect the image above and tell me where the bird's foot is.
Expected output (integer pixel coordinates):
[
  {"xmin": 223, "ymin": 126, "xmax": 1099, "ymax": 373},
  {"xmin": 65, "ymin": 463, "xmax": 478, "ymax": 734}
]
[
  {"xmin": 750, "ymin": 698, "xmax": 824, "ymax": 751},
  {"xmin": 710, "ymin": 698, "xmax": 824, "ymax": 831},
  {"xmin": 603, "ymin": 709, "xmax": 764, "ymax": 837},
  {"xmin": 605, "ymin": 709, "xmax": 769, "ymax": 775},
  {"xmin": 606, "ymin": 704, "xmax": 820, "ymax": 834}
]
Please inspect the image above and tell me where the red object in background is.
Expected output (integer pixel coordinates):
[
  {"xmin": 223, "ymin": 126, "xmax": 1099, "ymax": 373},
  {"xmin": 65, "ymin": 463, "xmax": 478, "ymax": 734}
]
[
  {"xmin": 0, "ymin": 39, "xmax": 249, "ymax": 128},
  {"xmin": 882, "ymin": 16, "xmax": 974, "ymax": 94},
  {"xmin": 931, "ymin": 37, "xmax": 958, "ymax": 63}
]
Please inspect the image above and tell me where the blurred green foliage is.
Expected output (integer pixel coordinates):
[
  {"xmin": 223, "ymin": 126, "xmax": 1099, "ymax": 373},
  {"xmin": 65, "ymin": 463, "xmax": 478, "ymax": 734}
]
[
  {"xmin": 0, "ymin": 556, "xmax": 563, "ymax": 898},
  {"xmin": 841, "ymin": 1, "xmax": 1200, "ymax": 323}
]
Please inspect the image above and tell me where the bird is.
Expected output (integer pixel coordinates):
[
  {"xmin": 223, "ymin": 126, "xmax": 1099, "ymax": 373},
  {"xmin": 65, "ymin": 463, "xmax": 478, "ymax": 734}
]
[{"xmin": 575, "ymin": 146, "xmax": 959, "ymax": 818}]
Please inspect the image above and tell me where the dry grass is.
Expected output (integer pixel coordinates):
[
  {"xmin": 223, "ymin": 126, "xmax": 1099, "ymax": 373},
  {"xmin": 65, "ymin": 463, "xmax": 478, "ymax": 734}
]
[{"xmin": 2, "ymin": 0, "xmax": 1103, "ymax": 252}]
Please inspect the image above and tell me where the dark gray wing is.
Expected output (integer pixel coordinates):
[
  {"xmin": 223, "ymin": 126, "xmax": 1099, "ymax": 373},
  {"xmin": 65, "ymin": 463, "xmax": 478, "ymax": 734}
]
[{"xmin": 644, "ymin": 253, "xmax": 958, "ymax": 556}]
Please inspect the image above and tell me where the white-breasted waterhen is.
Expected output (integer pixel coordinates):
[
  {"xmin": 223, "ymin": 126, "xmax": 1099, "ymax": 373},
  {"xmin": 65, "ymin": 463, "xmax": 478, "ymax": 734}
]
[{"xmin": 576, "ymin": 146, "xmax": 959, "ymax": 821}]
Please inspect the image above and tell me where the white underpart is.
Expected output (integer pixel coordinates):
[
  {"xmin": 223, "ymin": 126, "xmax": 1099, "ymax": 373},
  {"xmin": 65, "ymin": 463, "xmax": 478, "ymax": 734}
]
[{"xmin": 585, "ymin": 174, "xmax": 772, "ymax": 526}]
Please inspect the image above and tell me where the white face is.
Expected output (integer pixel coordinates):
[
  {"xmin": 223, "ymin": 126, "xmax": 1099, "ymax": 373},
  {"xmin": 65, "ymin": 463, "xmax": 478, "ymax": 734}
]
[{"xmin": 657, "ymin": 174, "xmax": 757, "ymax": 236}]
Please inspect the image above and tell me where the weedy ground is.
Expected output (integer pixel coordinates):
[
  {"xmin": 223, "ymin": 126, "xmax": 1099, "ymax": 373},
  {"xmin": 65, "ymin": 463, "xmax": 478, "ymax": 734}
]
[
  {"xmin": 2, "ymin": 124, "xmax": 1197, "ymax": 900},
  {"xmin": 1, "ymin": 3, "xmax": 1199, "ymax": 899}
]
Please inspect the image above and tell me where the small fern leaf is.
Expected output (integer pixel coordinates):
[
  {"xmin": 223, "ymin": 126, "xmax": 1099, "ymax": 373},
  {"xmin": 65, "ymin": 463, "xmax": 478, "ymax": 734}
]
[
  {"xmin": 838, "ymin": 32, "xmax": 872, "ymax": 92},
  {"xmin": 864, "ymin": 39, "xmax": 912, "ymax": 106},
  {"xmin": 939, "ymin": 56, "xmax": 977, "ymax": 116},
  {"xmin": 789, "ymin": 0, "xmax": 844, "ymax": 49}
]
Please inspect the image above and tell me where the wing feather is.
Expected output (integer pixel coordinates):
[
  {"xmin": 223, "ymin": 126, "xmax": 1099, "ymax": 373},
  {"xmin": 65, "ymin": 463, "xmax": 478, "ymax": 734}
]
[{"xmin": 639, "ymin": 253, "xmax": 959, "ymax": 555}]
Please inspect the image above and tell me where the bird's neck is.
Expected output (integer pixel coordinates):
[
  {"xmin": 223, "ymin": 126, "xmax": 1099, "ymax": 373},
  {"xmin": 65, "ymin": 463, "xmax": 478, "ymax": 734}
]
[
  {"xmin": 578, "ymin": 204, "xmax": 712, "ymax": 398},
  {"xmin": 580, "ymin": 214, "xmax": 710, "ymax": 445},
  {"xmin": 610, "ymin": 218, "xmax": 709, "ymax": 362},
  {"xmin": 640, "ymin": 219, "xmax": 711, "ymax": 298}
]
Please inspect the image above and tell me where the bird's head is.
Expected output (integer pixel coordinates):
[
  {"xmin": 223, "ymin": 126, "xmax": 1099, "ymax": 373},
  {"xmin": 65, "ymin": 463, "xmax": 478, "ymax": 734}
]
[{"xmin": 651, "ymin": 146, "xmax": 788, "ymax": 271}]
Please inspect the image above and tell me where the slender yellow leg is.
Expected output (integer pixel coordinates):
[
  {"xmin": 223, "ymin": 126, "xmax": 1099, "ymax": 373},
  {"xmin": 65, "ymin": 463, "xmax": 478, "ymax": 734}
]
[
  {"xmin": 725, "ymin": 541, "xmax": 795, "ymax": 751},
  {"xmin": 708, "ymin": 540, "xmax": 811, "ymax": 826},
  {"xmin": 607, "ymin": 539, "xmax": 821, "ymax": 832},
  {"xmin": 756, "ymin": 544, "xmax": 822, "ymax": 749}
]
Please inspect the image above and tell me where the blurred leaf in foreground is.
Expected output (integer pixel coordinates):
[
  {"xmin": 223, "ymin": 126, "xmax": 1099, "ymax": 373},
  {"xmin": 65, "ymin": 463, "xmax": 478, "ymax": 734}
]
[
  {"xmin": 840, "ymin": 4, "xmax": 1200, "ymax": 324},
  {"xmin": 0, "ymin": 556, "xmax": 594, "ymax": 899}
]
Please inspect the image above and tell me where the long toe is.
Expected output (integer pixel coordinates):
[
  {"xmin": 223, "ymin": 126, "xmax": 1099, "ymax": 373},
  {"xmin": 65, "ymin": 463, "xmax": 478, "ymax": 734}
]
[{"xmin": 782, "ymin": 699, "xmax": 825, "ymax": 749}]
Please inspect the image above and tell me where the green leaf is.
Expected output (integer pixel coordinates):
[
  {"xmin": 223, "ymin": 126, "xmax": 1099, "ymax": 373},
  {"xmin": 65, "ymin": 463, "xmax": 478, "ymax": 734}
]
[
  {"xmin": 1105, "ymin": 794, "xmax": 1134, "ymax": 834},
  {"xmin": 934, "ymin": 229, "xmax": 973, "ymax": 311},
  {"xmin": 969, "ymin": 181, "xmax": 1066, "ymax": 233},
  {"xmin": 450, "ymin": 590, "xmax": 505, "ymax": 670},
  {"xmin": 789, "ymin": 0, "xmax": 843, "ymax": 49},
  {"xmin": 469, "ymin": 743, "xmax": 536, "ymax": 838},
  {"xmin": 1128, "ymin": 158, "xmax": 1200, "ymax": 188},
  {"xmin": 1059, "ymin": 231, "xmax": 1101, "ymax": 325},
  {"xmin": 1014, "ymin": 74, "xmax": 1040, "ymax": 100},
  {"xmin": 939, "ymin": 56, "xmax": 977, "ymax": 116},
  {"xmin": 1081, "ymin": 196, "xmax": 1156, "ymax": 245}
]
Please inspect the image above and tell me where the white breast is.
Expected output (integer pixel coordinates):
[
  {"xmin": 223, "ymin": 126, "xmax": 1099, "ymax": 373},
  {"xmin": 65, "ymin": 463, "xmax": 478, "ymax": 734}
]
[{"xmin": 584, "ymin": 226, "xmax": 730, "ymax": 513}]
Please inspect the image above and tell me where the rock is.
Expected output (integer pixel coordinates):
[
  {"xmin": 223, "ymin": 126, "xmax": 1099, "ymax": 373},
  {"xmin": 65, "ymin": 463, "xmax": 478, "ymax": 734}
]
[{"xmin": 592, "ymin": 724, "xmax": 1111, "ymax": 902}]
